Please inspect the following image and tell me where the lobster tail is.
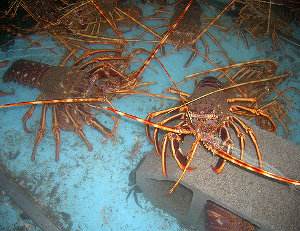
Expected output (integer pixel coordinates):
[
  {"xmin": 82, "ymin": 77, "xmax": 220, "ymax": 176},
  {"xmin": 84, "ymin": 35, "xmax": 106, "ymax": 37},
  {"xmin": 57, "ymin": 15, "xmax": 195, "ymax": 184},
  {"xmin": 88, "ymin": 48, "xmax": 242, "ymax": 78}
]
[{"xmin": 3, "ymin": 59, "xmax": 51, "ymax": 88}]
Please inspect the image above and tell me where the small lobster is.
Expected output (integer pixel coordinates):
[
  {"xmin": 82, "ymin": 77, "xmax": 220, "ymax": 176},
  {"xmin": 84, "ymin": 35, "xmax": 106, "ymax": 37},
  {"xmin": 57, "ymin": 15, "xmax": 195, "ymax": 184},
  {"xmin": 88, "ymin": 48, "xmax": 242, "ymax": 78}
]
[{"xmin": 163, "ymin": 0, "xmax": 233, "ymax": 66}]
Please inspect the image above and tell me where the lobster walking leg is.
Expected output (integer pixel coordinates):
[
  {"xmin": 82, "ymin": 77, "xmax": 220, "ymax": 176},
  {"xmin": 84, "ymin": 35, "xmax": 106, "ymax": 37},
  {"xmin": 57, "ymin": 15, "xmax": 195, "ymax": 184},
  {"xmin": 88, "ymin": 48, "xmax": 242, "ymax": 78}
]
[
  {"xmin": 146, "ymin": 107, "xmax": 184, "ymax": 141},
  {"xmin": 228, "ymin": 120, "xmax": 245, "ymax": 160},
  {"xmin": 32, "ymin": 105, "xmax": 48, "ymax": 161},
  {"xmin": 77, "ymin": 106, "xmax": 114, "ymax": 138},
  {"xmin": 161, "ymin": 134, "xmax": 169, "ymax": 177},
  {"xmin": 64, "ymin": 105, "xmax": 93, "ymax": 151},
  {"xmin": 169, "ymin": 134, "xmax": 202, "ymax": 193},
  {"xmin": 52, "ymin": 105, "xmax": 61, "ymax": 161},
  {"xmin": 230, "ymin": 105, "xmax": 276, "ymax": 132},
  {"xmin": 170, "ymin": 133, "xmax": 193, "ymax": 172},
  {"xmin": 212, "ymin": 125, "xmax": 233, "ymax": 174},
  {"xmin": 22, "ymin": 105, "xmax": 36, "ymax": 133},
  {"xmin": 231, "ymin": 116, "xmax": 263, "ymax": 168}
]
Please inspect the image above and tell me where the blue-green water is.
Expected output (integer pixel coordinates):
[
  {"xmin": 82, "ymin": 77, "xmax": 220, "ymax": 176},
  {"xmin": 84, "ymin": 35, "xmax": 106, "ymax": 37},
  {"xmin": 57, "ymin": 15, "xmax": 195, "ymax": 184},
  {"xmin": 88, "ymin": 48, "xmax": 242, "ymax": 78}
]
[{"xmin": 0, "ymin": 1, "xmax": 299, "ymax": 230}]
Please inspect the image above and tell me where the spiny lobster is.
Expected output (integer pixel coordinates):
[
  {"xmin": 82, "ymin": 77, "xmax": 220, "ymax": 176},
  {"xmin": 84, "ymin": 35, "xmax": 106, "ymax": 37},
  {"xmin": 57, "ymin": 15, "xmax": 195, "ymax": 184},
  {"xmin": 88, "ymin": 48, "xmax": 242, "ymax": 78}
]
[{"xmin": 0, "ymin": 0, "xmax": 194, "ymax": 161}]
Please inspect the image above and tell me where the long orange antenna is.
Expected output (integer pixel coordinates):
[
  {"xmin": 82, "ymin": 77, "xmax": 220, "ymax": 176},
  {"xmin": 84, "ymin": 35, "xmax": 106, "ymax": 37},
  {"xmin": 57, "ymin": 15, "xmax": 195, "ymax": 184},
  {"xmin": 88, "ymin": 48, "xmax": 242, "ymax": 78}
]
[
  {"xmin": 0, "ymin": 98, "xmax": 299, "ymax": 187},
  {"xmin": 206, "ymin": 144, "xmax": 300, "ymax": 186},
  {"xmin": 133, "ymin": 0, "xmax": 194, "ymax": 80},
  {"xmin": 0, "ymin": 75, "xmax": 287, "ymax": 109},
  {"xmin": 191, "ymin": 0, "xmax": 237, "ymax": 44},
  {"xmin": 91, "ymin": 0, "xmax": 124, "ymax": 40}
]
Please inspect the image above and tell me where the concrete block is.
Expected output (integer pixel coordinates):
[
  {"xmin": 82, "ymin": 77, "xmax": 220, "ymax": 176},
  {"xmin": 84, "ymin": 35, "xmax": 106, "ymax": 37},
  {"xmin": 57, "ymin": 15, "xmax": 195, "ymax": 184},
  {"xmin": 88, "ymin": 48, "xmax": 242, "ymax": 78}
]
[{"xmin": 135, "ymin": 125, "xmax": 300, "ymax": 230}]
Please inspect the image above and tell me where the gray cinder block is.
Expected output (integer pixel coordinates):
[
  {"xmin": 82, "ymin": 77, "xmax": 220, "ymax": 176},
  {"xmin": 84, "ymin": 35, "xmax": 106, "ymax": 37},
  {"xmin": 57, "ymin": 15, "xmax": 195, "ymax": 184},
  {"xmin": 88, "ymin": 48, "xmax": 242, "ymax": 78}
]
[{"xmin": 135, "ymin": 125, "xmax": 300, "ymax": 230}]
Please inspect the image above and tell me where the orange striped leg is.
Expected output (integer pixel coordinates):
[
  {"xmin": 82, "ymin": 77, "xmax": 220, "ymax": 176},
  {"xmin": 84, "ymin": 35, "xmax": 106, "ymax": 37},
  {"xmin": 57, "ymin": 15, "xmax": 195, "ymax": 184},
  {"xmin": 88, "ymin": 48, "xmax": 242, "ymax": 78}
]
[
  {"xmin": 161, "ymin": 133, "xmax": 170, "ymax": 177},
  {"xmin": 153, "ymin": 113, "xmax": 185, "ymax": 156},
  {"xmin": 158, "ymin": 127, "xmax": 187, "ymax": 176},
  {"xmin": 170, "ymin": 133, "xmax": 194, "ymax": 172},
  {"xmin": 212, "ymin": 125, "xmax": 233, "ymax": 174},
  {"xmin": 153, "ymin": 127, "xmax": 162, "ymax": 156},
  {"xmin": 133, "ymin": 0, "xmax": 194, "ymax": 80},
  {"xmin": 229, "ymin": 105, "xmax": 276, "ymax": 132},
  {"xmin": 64, "ymin": 105, "xmax": 93, "ymax": 151},
  {"xmin": 228, "ymin": 120, "xmax": 245, "ymax": 161},
  {"xmin": 77, "ymin": 106, "xmax": 113, "ymax": 138},
  {"xmin": 145, "ymin": 107, "xmax": 182, "ymax": 142},
  {"xmin": 153, "ymin": 118, "xmax": 184, "ymax": 156},
  {"xmin": 52, "ymin": 105, "xmax": 61, "ymax": 161},
  {"xmin": 115, "ymin": 7, "xmax": 162, "ymax": 40},
  {"xmin": 169, "ymin": 134, "xmax": 202, "ymax": 194},
  {"xmin": 22, "ymin": 105, "xmax": 36, "ymax": 133},
  {"xmin": 91, "ymin": 0, "xmax": 124, "ymax": 40},
  {"xmin": 231, "ymin": 116, "xmax": 263, "ymax": 168},
  {"xmin": 212, "ymin": 158, "xmax": 227, "ymax": 174},
  {"xmin": 184, "ymin": 44, "xmax": 199, "ymax": 67},
  {"xmin": 74, "ymin": 49, "xmax": 122, "ymax": 66},
  {"xmin": 227, "ymin": 97, "xmax": 257, "ymax": 103},
  {"xmin": 31, "ymin": 105, "xmax": 48, "ymax": 161},
  {"xmin": 99, "ymin": 107, "xmax": 191, "ymax": 135},
  {"xmin": 161, "ymin": 129, "xmax": 194, "ymax": 177},
  {"xmin": 206, "ymin": 143, "xmax": 300, "ymax": 186},
  {"xmin": 212, "ymin": 144, "xmax": 233, "ymax": 174},
  {"xmin": 86, "ymin": 104, "xmax": 120, "ymax": 137},
  {"xmin": 79, "ymin": 56, "xmax": 128, "ymax": 70},
  {"xmin": 166, "ymin": 87, "xmax": 190, "ymax": 101},
  {"xmin": 128, "ymin": 48, "xmax": 177, "ymax": 88}
]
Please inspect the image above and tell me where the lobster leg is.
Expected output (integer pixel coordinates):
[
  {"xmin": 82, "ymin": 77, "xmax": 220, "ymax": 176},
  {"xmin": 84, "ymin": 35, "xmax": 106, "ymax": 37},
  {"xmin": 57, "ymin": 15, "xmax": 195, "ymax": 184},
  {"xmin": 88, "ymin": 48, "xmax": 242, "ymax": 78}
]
[
  {"xmin": 228, "ymin": 120, "xmax": 245, "ymax": 161},
  {"xmin": 155, "ymin": 118, "xmax": 185, "ymax": 159},
  {"xmin": 74, "ymin": 49, "xmax": 123, "ymax": 66},
  {"xmin": 77, "ymin": 106, "xmax": 114, "ymax": 138},
  {"xmin": 184, "ymin": 44, "xmax": 199, "ymax": 67},
  {"xmin": 115, "ymin": 7, "xmax": 162, "ymax": 40},
  {"xmin": 170, "ymin": 134, "xmax": 193, "ymax": 172},
  {"xmin": 227, "ymin": 97, "xmax": 257, "ymax": 103},
  {"xmin": 152, "ymin": 112, "xmax": 185, "ymax": 144},
  {"xmin": 22, "ymin": 105, "xmax": 36, "ymax": 133},
  {"xmin": 64, "ymin": 105, "xmax": 93, "ymax": 151},
  {"xmin": 146, "ymin": 107, "xmax": 183, "ymax": 141},
  {"xmin": 161, "ymin": 133, "xmax": 169, "ymax": 177},
  {"xmin": 91, "ymin": 0, "xmax": 124, "ymax": 40},
  {"xmin": 52, "ymin": 105, "xmax": 61, "ymax": 161},
  {"xmin": 212, "ymin": 158, "xmax": 227, "ymax": 174},
  {"xmin": 31, "ymin": 105, "xmax": 48, "ymax": 161},
  {"xmin": 230, "ymin": 105, "xmax": 276, "ymax": 132},
  {"xmin": 153, "ymin": 127, "xmax": 162, "ymax": 156},
  {"xmin": 166, "ymin": 87, "xmax": 190, "ymax": 101},
  {"xmin": 231, "ymin": 116, "xmax": 263, "ymax": 168},
  {"xmin": 212, "ymin": 125, "xmax": 233, "ymax": 174},
  {"xmin": 169, "ymin": 134, "xmax": 201, "ymax": 194},
  {"xmin": 153, "ymin": 115, "xmax": 185, "ymax": 159}
]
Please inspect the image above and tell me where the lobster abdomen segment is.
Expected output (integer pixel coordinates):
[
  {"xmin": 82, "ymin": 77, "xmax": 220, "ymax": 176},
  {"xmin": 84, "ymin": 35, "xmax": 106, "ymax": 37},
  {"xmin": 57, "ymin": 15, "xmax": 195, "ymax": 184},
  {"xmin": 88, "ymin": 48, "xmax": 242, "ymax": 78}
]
[{"xmin": 3, "ymin": 59, "xmax": 51, "ymax": 89}]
